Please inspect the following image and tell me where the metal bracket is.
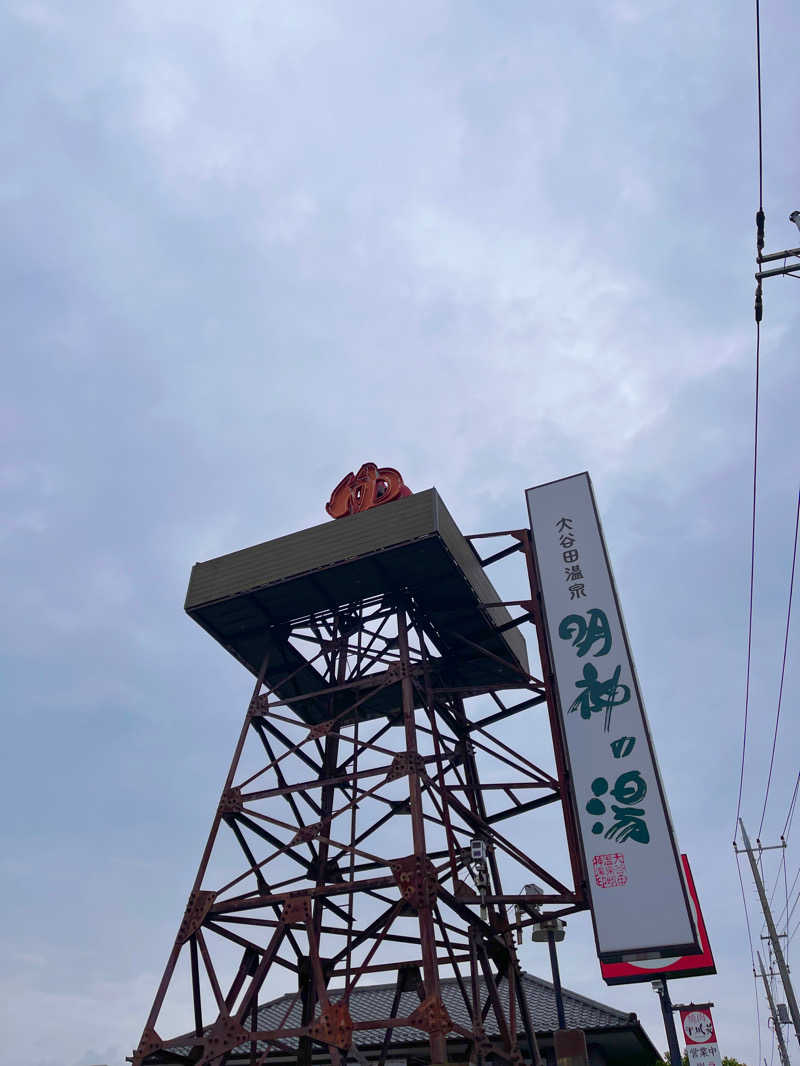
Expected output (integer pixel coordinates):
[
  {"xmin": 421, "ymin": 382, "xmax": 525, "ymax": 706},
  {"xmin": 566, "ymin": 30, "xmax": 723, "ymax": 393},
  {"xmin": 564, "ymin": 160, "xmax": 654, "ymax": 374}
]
[
  {"xmin": 176, "ymin": 890, "xmax": 216, "ymax": 946},
  {"xmin": 390, "ymin": 855, "xmax": 439, "ymax": 910},
  {"xmin": 311, "ymin": 1001, "xmax": 354, "ymax": 1050},
  {"xmin": 292, "ymin": 817, "xmax": 331, "ymax": 845},
  {"xmin": 131, "ymin": 1027, "xmax": 161, "ymax": 1064},
  {"xmin": 281, "ymin": 895, "xmax": 312, "ymax": 925},
  {"xmin": 249, "ymin": 693, "xmax": 270, "ymax": 717},
  {"xmin": 200, "ymin": 1016, "xmax": 250, "ymax": 1061},
  {"xmin": 219, "ymin": 787, "xmax": 243, "ymax": 814},
  {"xmin": 384, "ymin": 662, "xmax": 407, "ymax": 682},
  {"xmin": 408, "ymin": 994, "xmax": 453, "ymax": 1035},
  {"xmin": 310, "ymin": 721, "xmax": 336, "ymax": 740},
  {"xmin": 386, "ymin": 751, "xmax": 428, "ymax": 781}
]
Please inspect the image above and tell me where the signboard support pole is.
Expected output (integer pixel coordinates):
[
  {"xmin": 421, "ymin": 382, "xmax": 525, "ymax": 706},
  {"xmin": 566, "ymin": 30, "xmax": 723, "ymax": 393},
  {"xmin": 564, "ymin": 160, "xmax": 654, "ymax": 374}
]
[
  {"xmin": 758, "ymin": 951, "xmax": 791, "ymax": 1066},
  {"xmin": 547, "ymin": 931, "xmax": 567, "ymax": 1030},
  {"xmin": 655, "ymin": 978, "xmax": 682, "ymax": 1066},
  {"xmin": 739, "ymin": 819, "xmax": 800, "ymax": 1045}
]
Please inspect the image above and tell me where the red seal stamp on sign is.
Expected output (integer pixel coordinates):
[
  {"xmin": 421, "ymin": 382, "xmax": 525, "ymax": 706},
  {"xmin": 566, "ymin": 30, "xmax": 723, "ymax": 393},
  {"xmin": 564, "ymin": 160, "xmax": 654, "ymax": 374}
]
[{"xmin": 592, "ymin": 852, "xmax": 627, "ymax": 888}]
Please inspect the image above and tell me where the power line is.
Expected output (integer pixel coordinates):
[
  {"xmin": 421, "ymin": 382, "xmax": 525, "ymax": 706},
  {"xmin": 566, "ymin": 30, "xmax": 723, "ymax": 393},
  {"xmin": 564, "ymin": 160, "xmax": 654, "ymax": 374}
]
[
  {"xmin": 783, "ymin": 852, "xmax": 790, "ymax": 963},
  {"xmin": 774, "ymin": 865, "xmax": 800, "ymax": 929},
  {"xmin": 734, "ymin": 0, "xmax": 768, "ymax": 847},
  {"xmin": 786, "ymin": 885, "xmax": 800, "ymax": 929},
  {"xmin": 766, "ymin": 848, "xmax": 787, "ymax": 916},
  {"xmin": 754, "ymin": 0, "xmax": 765, "ymax": 318},
  {"xmin": 734, "ymin": 321, "xmax": 760, "ymax": 841},
  {"xmin": 782, "ymin": 772, "xmax": 800, "ymax": 840},
  {"xmin": 779, "ymin": 886, "xmax": 800, "ymax": 968},
  {"xmin": 758, "ymin": 489, "xmax": 800, "ymax": 836},
  {"xmin": 756, "ymin": 0, "xmax": 764, "ymax": 214},
  {"xmin": 737, "ymin": 850, "xmax": 763, "ymax": 1064}
]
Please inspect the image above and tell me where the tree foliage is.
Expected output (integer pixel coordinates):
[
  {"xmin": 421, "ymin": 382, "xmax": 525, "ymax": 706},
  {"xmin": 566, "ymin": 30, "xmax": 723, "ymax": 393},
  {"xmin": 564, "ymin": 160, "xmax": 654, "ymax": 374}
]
[{"xmin": 662, "ymin": 1055, "xmax": 748, "ymax": 1066}]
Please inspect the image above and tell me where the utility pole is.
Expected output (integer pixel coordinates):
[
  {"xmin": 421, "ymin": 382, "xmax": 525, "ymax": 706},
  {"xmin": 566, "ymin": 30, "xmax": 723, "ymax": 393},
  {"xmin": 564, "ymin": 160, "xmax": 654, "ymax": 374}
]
[
  {"xmin": 739, "ymin": 820, "xmax": 800, "ymax": 1045},
  {"xmin": 758, "ymin": 951, "xmax": 791, "ymax": 1066}
]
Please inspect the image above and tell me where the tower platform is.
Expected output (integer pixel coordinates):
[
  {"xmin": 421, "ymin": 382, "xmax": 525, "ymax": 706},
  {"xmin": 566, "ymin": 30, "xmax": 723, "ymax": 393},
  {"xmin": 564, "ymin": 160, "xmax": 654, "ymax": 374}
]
[{"xmin": 185, "ymin": 488, "xmax": 529, "ymax": 724}]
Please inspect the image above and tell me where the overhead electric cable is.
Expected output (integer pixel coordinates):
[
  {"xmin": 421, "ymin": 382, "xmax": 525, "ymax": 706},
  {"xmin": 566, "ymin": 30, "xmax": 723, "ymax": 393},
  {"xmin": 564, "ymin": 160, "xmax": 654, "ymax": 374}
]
[
  {"xmin": 782, "ymin": 772, "xmax": 800, "ymax": 840},
  {"xmin": 774, "ymin": 865, "xmax": 800, "ymax": 929},
  {"xmin": 784, "ymin": 852, "xmax": 790, "ymax": 960},
  {"xmin": 754, "ymin": 0, "xmax": 765, "ymax": 319},
  {"xmin": 756, "ymin": 0, "xmax": 764, "ymax": 214},
  {"xmin": 758, "ymin": 489, "xmax": 800, "ymax": 836},
  {"xmin": 736, "ymin": 17, "xmax": 769, "ymax": 1058},
  {"xmin": 735, "ymin": 0, "xmax": 766, "ymax": 840},
  {"xmin": 763, "ymin": 852, "xmax": 789, "ymax": 946},
  {"xmin": 737, "ymin": 850, "xmax": 763, "ymax": 1063},
  {"xmin": 734, "ymin": 323, "xmax": 760, "ymax": 841},
  {"xmin": 786, "ymin": 885, "xmax": 800, "ymax": 929},
  {"xmin": 766, "ymin": 848, "xmax": 787, "ymax": 915}
]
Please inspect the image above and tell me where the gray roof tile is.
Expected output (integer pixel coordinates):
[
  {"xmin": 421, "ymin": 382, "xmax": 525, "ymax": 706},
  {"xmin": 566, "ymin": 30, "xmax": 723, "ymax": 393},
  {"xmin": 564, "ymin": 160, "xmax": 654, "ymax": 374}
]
[{"xmin": 170, "ymin": 971, "xmax": 635, "ymax": 1056}]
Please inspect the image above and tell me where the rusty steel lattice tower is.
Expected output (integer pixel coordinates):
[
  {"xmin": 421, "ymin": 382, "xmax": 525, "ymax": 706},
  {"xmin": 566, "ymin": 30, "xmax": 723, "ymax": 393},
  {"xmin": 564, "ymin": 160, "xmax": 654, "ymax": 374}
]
[{"xmin": 131, "ymin": 485, "xmax": 588, "ymax": 1066}]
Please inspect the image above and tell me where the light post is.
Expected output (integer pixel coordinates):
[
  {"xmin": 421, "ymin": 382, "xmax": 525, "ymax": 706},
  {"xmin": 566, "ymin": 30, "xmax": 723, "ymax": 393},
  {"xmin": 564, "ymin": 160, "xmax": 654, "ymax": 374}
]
[{"xmin": 522, "ymin": 884, "xmax": 568, "ymax": 1030}]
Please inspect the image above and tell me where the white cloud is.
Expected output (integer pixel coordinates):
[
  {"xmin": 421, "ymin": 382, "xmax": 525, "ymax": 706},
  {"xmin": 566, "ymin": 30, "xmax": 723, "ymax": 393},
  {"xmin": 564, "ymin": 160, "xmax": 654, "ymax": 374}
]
[
  {"xmin": 0, "ymin": 955, "xmax": 185, "ymax": 1066},
  {"xmin": 8, "ymin": 1, "xmax": 64, "ymax": 33}
]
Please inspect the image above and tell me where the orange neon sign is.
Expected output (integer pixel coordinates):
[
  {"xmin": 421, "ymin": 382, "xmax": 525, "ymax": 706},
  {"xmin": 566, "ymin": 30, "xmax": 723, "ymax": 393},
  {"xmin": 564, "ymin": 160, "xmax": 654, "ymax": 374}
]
[{"xmin": 326, "ymin": 463, "xmax": 412, "ymax": 519}]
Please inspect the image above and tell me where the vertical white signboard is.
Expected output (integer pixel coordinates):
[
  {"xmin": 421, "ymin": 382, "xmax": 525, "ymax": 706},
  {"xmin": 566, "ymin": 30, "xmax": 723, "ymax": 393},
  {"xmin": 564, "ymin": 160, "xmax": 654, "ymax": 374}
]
[
  {"xmin": 526, "ymin": 473, "xmax": 698, "ymax": 961},
  {"xmin": 681, "ymin": 1007, "xmax": 723, "ymax": 1066}
]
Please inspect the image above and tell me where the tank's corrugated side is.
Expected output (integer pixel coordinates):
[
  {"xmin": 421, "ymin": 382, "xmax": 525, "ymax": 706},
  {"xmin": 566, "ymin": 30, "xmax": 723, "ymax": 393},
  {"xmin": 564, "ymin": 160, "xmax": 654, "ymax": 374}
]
[
  {"xmin": 185, "ymin": 486, "xmax": 529, "ymax": 681},
  {"xmin": 185, "ymin": 489, "xmax": 438, "ymax": 609}
]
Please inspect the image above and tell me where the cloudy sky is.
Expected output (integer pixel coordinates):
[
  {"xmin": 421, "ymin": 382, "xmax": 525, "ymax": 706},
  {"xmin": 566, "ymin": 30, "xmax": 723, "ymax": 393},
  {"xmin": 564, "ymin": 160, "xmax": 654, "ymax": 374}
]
[{"xmin": 2, "ymin": 1, "xmax": 800, "ymax": 1064}]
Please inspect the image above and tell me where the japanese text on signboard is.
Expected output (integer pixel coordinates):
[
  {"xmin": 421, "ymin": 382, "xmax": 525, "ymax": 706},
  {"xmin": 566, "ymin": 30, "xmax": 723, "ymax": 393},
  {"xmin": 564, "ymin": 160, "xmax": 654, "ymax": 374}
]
[
  {"xmin": 554, "ymin": 516, "xmax": 649, "ymax": 847},
  {"xmin": 526, "ymin": 473, "xmax": 697, "ymax": 960}
]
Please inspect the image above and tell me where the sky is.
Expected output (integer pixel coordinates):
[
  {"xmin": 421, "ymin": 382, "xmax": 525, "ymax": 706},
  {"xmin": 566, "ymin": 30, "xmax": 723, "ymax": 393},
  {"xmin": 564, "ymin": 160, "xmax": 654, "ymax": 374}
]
[{"xmin": 2, "ymin": 1, "xmax": 800, "ymax": 1064}]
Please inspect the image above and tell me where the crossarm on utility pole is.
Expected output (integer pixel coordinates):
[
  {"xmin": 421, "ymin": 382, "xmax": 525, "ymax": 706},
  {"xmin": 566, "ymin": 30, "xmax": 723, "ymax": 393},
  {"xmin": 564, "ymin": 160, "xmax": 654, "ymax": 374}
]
[{"xmin": 758, "ymin": 245, "xmax": 800, "ymax": 264}]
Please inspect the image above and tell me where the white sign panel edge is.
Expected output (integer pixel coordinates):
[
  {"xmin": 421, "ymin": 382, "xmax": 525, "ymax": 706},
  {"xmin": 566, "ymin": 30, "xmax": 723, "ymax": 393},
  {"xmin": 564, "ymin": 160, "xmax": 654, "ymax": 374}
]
[{"xmin": 526, "ymin": 472, "xmax": 699, "ymax": 961}]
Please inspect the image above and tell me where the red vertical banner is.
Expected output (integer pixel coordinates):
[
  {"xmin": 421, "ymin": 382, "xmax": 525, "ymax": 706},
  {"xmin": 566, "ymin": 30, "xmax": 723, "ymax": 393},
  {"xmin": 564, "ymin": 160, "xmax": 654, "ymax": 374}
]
[{"xmin": 679, "ymin": 1006, "xmax": 723, "ymax": 1066}]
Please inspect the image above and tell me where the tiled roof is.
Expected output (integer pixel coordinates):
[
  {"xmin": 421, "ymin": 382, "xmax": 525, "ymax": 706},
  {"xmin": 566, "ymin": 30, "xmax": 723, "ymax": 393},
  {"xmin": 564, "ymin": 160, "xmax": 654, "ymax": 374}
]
[
  {"xmin": 253, "ymin": 970, "xmax": 633, "ymax": 1047},
  {"xmin": 167, "ymin": 971, "xmax": 637, "ymax": 1057}
]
